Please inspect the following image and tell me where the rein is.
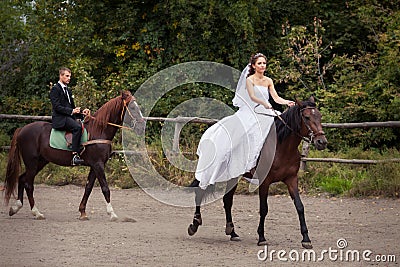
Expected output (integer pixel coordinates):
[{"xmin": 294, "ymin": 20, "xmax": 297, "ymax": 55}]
[{"xmin": 254, "ymin": 104, "xmax": 324, "ymax": 143}]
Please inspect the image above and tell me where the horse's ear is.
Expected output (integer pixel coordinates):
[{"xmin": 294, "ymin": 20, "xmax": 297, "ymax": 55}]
[
  {"xmin": 295, "ymin": 97, "xmax": 302, "ymax": 107},
  {"xmin": 309, "ymin": 95, "xmax": 315, "ymax": 103}
]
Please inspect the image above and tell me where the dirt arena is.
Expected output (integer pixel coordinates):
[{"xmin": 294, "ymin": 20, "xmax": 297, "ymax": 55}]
[{"xmin": 1, "ymin": 184, "xmax": 399, "ymax": 266}]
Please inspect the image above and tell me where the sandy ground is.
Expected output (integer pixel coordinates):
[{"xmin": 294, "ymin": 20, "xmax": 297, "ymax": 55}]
[{"xmin": 0, "ymin": 184, "xmax": 399, "ymax": 267}]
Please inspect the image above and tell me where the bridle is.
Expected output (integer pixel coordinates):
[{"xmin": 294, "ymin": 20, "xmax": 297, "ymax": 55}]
[
  {"xmin": 254, "ymin": 104, "xmax": 325, "ymax": 143},
  {"xmin": 299, "ymin": 107, "xmax": 325, "ymax": 143}
]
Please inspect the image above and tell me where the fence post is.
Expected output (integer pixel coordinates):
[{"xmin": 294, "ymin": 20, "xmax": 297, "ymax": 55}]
[
  {"xmin": 299, "ymin": 140, "xmax": 310, "ymax": 172},
  {"xmin": 172, "ymin": 121, "xmax": 184, "ymax": 152}
]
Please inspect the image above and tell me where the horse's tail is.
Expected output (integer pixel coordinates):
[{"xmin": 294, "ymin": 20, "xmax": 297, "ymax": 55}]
[{"xmin": 4, "ymin": 127, "xmax": 22, "ymax": 205}]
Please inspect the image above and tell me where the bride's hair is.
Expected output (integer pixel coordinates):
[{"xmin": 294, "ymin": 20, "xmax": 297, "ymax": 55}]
[{"xmin": 247, "ymin": 53, "xmax": 267, "ymax": 77}]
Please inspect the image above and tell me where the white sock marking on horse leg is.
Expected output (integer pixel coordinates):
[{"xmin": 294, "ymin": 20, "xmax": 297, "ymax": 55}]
[
  {"xmin": 31, "ymin": 206, "xmax": 45, "ymax": 220},
  {"xmin": 106, "ymin": 203, "xmax": 118, "ymax": 221},
  {"xmin": 10, "ymin": 200, "xmax": 23, "ymax": 214}
]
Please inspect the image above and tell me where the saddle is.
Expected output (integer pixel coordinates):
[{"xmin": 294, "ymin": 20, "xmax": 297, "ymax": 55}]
[
  {"xmin": 50, "ymin": 123, "xmax": 89, "ymax": 151},
  {"xmin": 64, "ymin": 123, "xmax": 86, "ymax": 148}
]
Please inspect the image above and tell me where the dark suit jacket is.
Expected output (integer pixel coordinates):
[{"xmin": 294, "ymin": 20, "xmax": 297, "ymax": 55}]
[{"xmin": 49, "ymin": 82, "xmax": 81, "ymax": 129}]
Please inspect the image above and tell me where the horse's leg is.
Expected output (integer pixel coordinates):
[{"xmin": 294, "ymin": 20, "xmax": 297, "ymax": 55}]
[
  {"xmin": 24, "ymin": 159, "xmax": 48, "ymax": 220},
  {"xmin": 8, "ymin": 173, "xmax": 26, "ymax": 216},
  {"xmin": 257, "ymin": 182, "xmax": 270, "ymax": 246},
  {"xmin": 284, "ymin": 177, "xmax": 312, "ymax": 249},
  {"xmin": 188, "ymin": 185, "xmax": 205, "ymax": 236},
  {"xmin": 223, "ymin": 178, "xmax": 240, "ymax": 241},
  {"xmin": 78, "ymin": 168, "xmax": 96, "ymax": 220},
  {"xmin": 93, "ymin": 163, "xmax": 118, "ymax": 221}
]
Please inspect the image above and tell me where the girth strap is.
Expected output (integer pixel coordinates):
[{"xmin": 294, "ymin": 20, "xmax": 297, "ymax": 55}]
[{"xmin": 81, "ymin": 139, "xmax": 112, "ymax": 146}]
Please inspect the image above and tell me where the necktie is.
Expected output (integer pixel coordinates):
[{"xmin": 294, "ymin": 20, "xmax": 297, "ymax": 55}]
[{"xmin": 64, "ymin": 87, "xmax": 71, "ymax": 104}]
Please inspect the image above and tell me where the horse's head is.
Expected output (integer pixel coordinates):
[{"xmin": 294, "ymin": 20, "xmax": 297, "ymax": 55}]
[
  {"xmin": 122, "ymin": 91, "xmax": 146, "ymax": 135},
  {"xmin": 296, "ymin": 96, "xmax": 328, "ymax": 150}
]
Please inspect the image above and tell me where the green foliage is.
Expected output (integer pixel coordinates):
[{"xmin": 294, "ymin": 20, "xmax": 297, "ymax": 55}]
[
  {"xmin": 351, "ymin": 162, "xmax": 400, "ymax": 198},
  {"xmin": 319, "ymin": 176, "xmax": 353, "ymax": 196},
  {"xmin": 302, "ymin": 148, "xmax": 400, "ymax": 197},
  {"xmin": 0, "ymin": 0, "xmax": 29, "ymax": 98},
  {"xmin": 0, "ymin": 129, "xmax": 11, "ymax": 147}
]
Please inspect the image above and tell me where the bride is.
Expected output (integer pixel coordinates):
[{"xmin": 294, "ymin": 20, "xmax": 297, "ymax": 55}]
[{"xmin": 195, "ymin": 53, "xmax": 295, "ymax": 189}]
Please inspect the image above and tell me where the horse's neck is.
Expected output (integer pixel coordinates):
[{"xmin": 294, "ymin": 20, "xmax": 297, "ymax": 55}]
[
  {"xmin": 275, "ymin": 118, "xmax": 308, "ymax": 156},
  {"xmin": 86, "ymin": 113, "xmax": 123, "ymax": 140},
  {"xmin": 277, "ymin": 134, "xmax": 302, "ymax": 154},
  {"xmin": 101, "ymin": 124, "xmax": 119, "ymax": 140}
]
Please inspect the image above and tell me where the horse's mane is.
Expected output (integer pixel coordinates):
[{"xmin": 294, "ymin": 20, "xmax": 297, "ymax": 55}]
[
  {"xmin": 275, "ymin": 100, "xmax": 316, "ymax": 143},
  {"xmin": 85, "ymin": 95, "xmax": 124, "ymax": 137}
]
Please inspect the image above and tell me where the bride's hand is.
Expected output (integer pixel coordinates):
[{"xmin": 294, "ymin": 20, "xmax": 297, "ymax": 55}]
[
  {"xmin": 82, "ymin": 108, "xmax": 91, "ymax": 116},
  {"xmin": 264, "ymin": 103, "xmax": 272, "ymax": 109},
  {"xmin": 286, "ymin": 100, "xmax": 295, "ymax": 107}
]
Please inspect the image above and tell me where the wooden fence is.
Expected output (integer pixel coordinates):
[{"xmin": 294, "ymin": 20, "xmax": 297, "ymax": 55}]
[{"xmin": 1, "ymin": 114, "xmax": 400, "ymax": 171}]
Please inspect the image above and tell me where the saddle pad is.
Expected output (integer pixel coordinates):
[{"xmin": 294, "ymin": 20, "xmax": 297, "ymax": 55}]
[{"xmin": 50, "ymin": 129, "xmax": 89, "ymax": 151}]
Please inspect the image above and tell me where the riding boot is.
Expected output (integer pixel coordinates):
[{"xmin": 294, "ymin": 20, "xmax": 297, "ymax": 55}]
[{"xmin": 72, "ymin": 153, "xmax": 84, "ymax": 166}]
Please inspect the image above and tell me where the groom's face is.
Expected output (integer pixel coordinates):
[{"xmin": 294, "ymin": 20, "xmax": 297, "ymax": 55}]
[{"xmin": 60, "ymin": 71, "xmax": 71, "ymax": 85}]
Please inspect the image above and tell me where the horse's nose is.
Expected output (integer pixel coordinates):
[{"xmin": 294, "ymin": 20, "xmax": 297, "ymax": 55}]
[
  {"xmin": 316, "ymin": 137, "xmax": 328, "ymax": 148},
  {"xmin": 317, "ymin": 139, "xmax": 326, "ymax": 145}
]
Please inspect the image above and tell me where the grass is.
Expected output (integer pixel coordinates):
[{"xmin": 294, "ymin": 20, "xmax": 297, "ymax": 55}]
[{"xmin": 301, "ymin": 147, "xmax": 400, "ymax": 198}]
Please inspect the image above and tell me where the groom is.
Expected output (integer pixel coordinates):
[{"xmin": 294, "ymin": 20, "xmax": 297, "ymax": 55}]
[{"xmin": 49, "ymin": 67, "xmax": 89, "ymax": 165}]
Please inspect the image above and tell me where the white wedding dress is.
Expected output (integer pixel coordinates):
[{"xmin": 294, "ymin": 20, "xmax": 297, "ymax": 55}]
[{"xmin": 195, "ymin": 85, "xmax": 276, "ymax": 189}]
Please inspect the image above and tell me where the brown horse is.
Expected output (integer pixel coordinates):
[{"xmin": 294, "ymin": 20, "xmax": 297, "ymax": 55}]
[
  {"xmin": 4, "ymin": 90, "xmax": 145, "ymax": 220},
  {"xmin": 187, "ymin": 97, "xmax": 328, "ymax": 248}
]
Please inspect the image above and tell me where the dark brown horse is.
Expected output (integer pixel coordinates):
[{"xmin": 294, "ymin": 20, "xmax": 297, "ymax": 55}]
[
  {"xmin": 4, "ymin": 90, "xmax": 145, "ymax": 220},
  {"xmin": 187, "ymin": 97, "xmax": 328, "ymax": 248}
]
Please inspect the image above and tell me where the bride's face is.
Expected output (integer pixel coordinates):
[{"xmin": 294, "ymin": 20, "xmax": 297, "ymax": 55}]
[{"xmin": 253, "ymin": 57, "xmax": 266, "ymax": 74}]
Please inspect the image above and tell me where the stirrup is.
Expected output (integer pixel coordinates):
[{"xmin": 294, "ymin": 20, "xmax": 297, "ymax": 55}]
[{"xmin": 72, "ymin": 154, "xmax": 84, "ymax": 166}]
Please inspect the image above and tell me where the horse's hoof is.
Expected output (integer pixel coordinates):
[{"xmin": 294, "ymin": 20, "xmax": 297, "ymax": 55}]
[
  {"xmin": 188, "ymin": 224, "xmax": 197, "ymax": 236},
  {"xmin": 258, "ymin": 239, "xmax": 268, "ymax": 246},
  {"xmin": 302, "ymin": 241, "xmax": 313, "ymax": 249},
  {"xmin": 229, "ymin": 230, "xmax": 240, "ymax": 241},
  {"xmin": 79, "ymin": 215, "xmax": 89, "ymax": 221},
  {"xmin": 230, "ymin": 236, "xmax": 241, "ymax": 241},
  {"xmin": 110, "ymin": 214, "xmax": 118, "ymax": 222},
  {"xmin": 35, "ymin": 215, "xmax": 46, "ymax": 220},
  {"xmin": 9, "ymin": 208, "xmax": 16, "ymax": 217},
  {"xmin": 225, "ymin": 222, "xmax": 234, "ymax": 235}
]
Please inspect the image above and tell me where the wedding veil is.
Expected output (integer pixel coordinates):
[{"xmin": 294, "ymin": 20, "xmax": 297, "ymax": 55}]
[{"xmin": 232, "ymin": 65, "xmax": 252, "ymax": 109}]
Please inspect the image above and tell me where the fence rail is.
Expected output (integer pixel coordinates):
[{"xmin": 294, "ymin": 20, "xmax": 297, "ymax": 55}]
[{"xmin": 1, "ymin": 114, "xmax": 399, "ymax": 169}]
